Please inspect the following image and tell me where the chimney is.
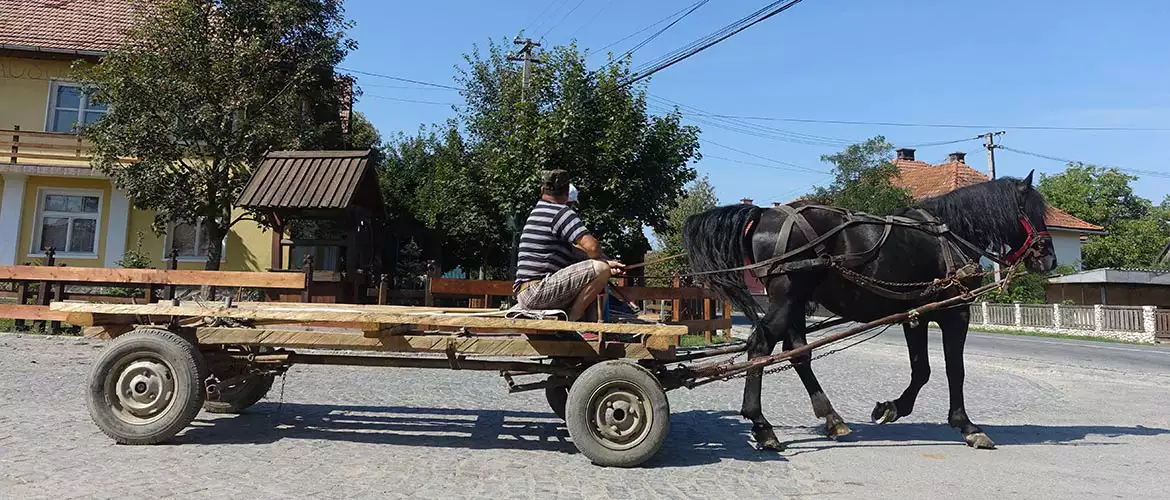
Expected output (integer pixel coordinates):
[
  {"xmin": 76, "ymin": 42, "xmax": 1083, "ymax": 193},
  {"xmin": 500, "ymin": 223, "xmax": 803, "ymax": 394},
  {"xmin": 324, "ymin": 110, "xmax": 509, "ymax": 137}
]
[
  {"xmin": 896, "ymin": 148, "xmax": 916, "ymax": 161},
  {"xmin": 947, "ymin": 152, "xmax": 966, "ymax": 164},
  {"xmin": 740, "ymin": 197, "xmax": 753, "ymax": 205},
  {"xmin": 772, "ymin": 201, "xmax": 782, "ymax": 208}
]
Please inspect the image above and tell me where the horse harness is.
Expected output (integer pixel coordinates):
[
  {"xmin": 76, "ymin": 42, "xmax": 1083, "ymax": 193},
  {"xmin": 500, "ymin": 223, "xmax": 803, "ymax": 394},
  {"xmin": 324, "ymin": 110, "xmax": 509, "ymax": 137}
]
[{"xmin": 735, "ymin": 204, "xmax": 1049, "ymax": 301}]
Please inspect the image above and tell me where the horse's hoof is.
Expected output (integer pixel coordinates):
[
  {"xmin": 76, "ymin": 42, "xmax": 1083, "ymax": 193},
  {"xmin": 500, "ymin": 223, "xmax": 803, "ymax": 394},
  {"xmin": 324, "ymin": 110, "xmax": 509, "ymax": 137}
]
[
  {"xmin": 753, "ymin": 428, "xmax": 785, "ymax": 452},
  {"xmin": 826, "ymin": 421, "xmax": 852, "ymax": 440},
  {"xmin": 871, "ymin": 401, "xmax": 898, "ymax": 425},
  {"xmin": 964, "ymin": 432, "xmax": 997, "ymax": 450}
]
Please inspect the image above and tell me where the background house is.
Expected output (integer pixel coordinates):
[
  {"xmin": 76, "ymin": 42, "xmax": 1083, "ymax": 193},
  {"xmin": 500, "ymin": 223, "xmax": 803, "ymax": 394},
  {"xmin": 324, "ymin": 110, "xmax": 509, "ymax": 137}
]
[
  {"xmin": 1045, "ymin": 268, "xmax": 1170, "ymax": 307},
  {"xmin": 891, "ymin": 148, "xmax": 1104, "ymax": 270},
  {"xmin": 0, "ymin": 0, "xmax": 274, "ymax": 271}
]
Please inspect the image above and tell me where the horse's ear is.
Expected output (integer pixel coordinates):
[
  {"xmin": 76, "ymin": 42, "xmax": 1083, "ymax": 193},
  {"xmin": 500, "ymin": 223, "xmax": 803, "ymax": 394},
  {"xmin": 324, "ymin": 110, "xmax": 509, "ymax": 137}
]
[{"xmin": 1018, "ymin": 170, "xmax": 1034, "ymax": 194}]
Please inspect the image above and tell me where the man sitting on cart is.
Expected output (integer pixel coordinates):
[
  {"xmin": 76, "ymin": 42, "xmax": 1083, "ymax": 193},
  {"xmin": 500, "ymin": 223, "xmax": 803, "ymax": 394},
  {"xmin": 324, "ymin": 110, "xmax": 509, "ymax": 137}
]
[{"xmin": 513, "ymin": 169, "xmax": 623, "ymax": 322}]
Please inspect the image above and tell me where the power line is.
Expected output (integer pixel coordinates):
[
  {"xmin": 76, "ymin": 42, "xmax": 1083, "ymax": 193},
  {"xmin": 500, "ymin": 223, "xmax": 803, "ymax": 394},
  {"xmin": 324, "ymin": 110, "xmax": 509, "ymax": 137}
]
[
  {"xmin": 901, "ymin": 136, "xmax": 981, "ymax": 148},
  {"xmin": 567, "ymin": 0, "xmax": 618, "ymax": 39},
  {"xmin": 998, "ymin": 145, "xmax": 1170, "ymax": 179},
  {"xmin": 339, "ymin": 67, "xmax": 463, "ymax": 91},
  {"xmin": 625, "ymin": 0, "xmax": 710, "ymax": 56},
  {"xmin": 628, "ymin": 0, "xmax": 806, "ymax": 84},
  {"xmin": 595, "ymin": 1, "xmax": 710, "ymax": 54},
  {"xmin": 703, "ymin": 139, "xmax": 828, "ymax": 174},
  {"xmin": 648, "ymin": 95, "xmax": 854, "ymax": 147},
  {"xmin": 363, "ymin": 94, "xmax": 459, "ymax": 106},
  {"xmin": 540, "ymin": 0, "xmax": 587, "ymax": 40},
  {"xmin": 525, "ymin": 0, "xmax": 564, "ymax": 36},
  {"xmin": 358, "ymin": 82, "xmax": 458, "ymax": 92},
  {"xmin": 704, "ymin": 114, "xmax": 1170, "ymax": 132},
  {"xmin": 703, "ymin": 153, "xmax": 830, "ymax": 175}
]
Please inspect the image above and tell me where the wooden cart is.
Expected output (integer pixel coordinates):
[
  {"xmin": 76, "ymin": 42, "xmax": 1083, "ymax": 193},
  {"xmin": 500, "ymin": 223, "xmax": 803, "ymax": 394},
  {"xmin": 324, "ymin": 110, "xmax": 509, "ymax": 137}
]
[{"xmin": 52, "ymin": 300, "xmax": 741, "ymax": 468}]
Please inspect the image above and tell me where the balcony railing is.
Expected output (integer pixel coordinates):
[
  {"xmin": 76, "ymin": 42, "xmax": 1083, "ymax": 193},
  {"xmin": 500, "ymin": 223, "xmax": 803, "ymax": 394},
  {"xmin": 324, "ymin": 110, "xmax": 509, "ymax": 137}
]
[{"xmin": 1, "ymin": 125, "xmax": 92, "ymax": 166}]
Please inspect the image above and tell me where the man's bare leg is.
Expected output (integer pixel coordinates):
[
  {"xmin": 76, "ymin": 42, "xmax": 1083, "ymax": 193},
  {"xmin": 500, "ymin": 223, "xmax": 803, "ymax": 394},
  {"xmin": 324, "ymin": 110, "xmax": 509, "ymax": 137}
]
[{"xmin": 568, "ymin": 260, "xmax": 612, "ymax": 321}]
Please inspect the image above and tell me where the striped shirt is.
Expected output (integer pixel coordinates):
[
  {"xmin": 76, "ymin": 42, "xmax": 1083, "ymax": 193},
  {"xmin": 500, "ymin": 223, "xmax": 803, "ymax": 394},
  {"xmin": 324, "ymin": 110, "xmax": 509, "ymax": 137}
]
[{"xmin": 515, "ymin": 200, "xmax": 590, "ymax": 288}]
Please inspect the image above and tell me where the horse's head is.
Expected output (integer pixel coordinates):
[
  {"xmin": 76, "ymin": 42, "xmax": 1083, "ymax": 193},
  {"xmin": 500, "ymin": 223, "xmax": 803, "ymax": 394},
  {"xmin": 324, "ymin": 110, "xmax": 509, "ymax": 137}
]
[{"xmin": 1010, "ymin": 170, "xmax": 1057, "ymax": 273}]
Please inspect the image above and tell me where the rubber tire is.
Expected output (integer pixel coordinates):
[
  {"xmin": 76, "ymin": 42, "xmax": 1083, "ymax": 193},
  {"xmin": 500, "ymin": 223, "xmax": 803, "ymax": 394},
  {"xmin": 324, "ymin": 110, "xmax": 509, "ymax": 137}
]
[
  {"xmin": 565, "ymin": 360, "xmax": 670, "ymax": 468},
  {"xmin": 545, "ymin": 381, "xmax": 570, "ymax": 420},
  {"xmin": 86, "ymin": 328, "xmax": 207, "ymax": 445},
  {"xmin": 202, "ymin": 374, "xmax": 275, "ymax": 414}
]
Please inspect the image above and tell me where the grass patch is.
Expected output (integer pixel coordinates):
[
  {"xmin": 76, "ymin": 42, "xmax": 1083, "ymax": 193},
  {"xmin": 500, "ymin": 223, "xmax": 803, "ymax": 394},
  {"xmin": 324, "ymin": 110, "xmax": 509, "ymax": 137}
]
[
  {"xmin": 966, "ymin": 324, "xmax": 1152, "ymax": 345},
  {"xmin": 678, "ymin": 334, "xmax": 735, "ymax": 347}
]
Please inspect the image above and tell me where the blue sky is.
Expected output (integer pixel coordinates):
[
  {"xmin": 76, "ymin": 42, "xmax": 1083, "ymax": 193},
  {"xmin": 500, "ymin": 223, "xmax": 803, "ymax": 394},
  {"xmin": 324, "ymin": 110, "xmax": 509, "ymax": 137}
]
[{"xmin": 339, "ymin": 0, "xmax": 1170, "ymax": 207}]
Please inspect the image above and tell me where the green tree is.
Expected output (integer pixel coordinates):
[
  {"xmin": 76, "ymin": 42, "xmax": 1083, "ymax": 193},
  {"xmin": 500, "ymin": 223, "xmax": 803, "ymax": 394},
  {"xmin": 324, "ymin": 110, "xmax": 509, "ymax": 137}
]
[
  {"xmin": 648, "ymin": 176, "xmax": 718, "ymax": 282},
  {"xmin": 808, "ymin": 136, "xmax": 912, "ymax": 215},
  {"xmin": 1037, "ymin": 164, "xmax": 1150, "ymax": 227},
  {"xmin": 75, "ymin": 0, "xmax": 354, "ymax": 269},
  {"xmin": 457, "ymin": 41, "xmax": 701, "ymax": 266},
  {"xmin": 1038, "ymin": 164, "xmax": 1170, "ymax": 269}
]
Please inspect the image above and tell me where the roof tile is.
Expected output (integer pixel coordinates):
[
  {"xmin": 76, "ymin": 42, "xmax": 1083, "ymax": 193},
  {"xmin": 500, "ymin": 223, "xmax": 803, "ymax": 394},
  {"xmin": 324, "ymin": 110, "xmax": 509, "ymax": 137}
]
[{"xmin": 0, "ymin": 0, "xmax": 138, "ymax": 54}]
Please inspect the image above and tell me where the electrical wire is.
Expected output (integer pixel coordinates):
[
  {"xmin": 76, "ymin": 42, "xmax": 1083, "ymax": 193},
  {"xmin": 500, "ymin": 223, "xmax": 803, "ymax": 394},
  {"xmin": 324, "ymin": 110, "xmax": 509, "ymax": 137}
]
[
  {"xmin": 339, "ymin": 67, "xmax": 463, "ymax": 91},
  {"xmin": 540, "ymin": 0, "xmax": 588, "ymax": 40},
  {"xmin": 363, "ymin": 94, "xmax": 459, "ymax": 106},
  {"xmin": 624, "ymin": 0, "xmax": 710, "ymax": 56},
  {"xmin": 595, "ymin": 1, "xmax": 713, "ymax": 54},
  {"xmin": 567, "ymin": 0, "xmax": 618, "ymax": 39},
  {"xmin": 901, "ymin": 136, "xmax": 981, "ymax": 148},
  {"xmin": 998, "ymin": 146, "xmax": 1170, "ymax": 179},
  {"xmin": 704, "ymin": 153, "xmax": 829, "ymax": 175},
  {"xmin": 704, "ymin": 114, "xmax": 1170, "ymax": 132},
  {"xmin": 703, "ymin": 139, "xmax": 829, "ymax": 174}
]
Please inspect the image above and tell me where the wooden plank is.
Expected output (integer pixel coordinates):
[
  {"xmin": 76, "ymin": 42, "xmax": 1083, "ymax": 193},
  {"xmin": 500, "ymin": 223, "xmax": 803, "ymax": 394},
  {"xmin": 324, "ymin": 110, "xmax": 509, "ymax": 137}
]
[
  {"xmin": 195, "ymin": 327, "xmax": 669, "ymax": 360},
  {"xmin": 0, "ymin": 266, "xmax": 304, "ymax": 289},
  {"xmin": 51, "ymin": 301, "xmax": 690, "ymax": 336},
  {"xmin": 428, "ymin": 278, "xmax": 515, "ymax": 297},
  {"xmin": 669, "ymin": 318, "xmax": 733, "ymax": 334},
  {"xmin": 229, "ymin": 301, "xmax": 494, "ymax": 314},
  {"xmin": 0, "ymin": 129, "xmax": 86, "ymax": 140},
  {"xmin": 0, "ymin": 140, "xmax": 90, "ymax": 151},
  {"xmin": 0, "ymin": 304, "xmax": 71, "ymax": 322},
  {"xmin": 9, "ymin": 152, "xmax": 88, "ymax": 162}
]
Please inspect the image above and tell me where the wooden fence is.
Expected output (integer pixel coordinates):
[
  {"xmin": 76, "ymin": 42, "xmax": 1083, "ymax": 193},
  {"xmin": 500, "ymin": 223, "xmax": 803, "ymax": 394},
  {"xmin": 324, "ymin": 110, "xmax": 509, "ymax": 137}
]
[
  {"xmin": 2, "ymin": 127, "xmax": 92, "ymax": 166},
  {"xmin": 970, "ymin": 302, "xmax": 1160, "ymax": 342},
  {"xmin": 1157, "ymin": 310, "xmax": 1170, "ymax": 340}
]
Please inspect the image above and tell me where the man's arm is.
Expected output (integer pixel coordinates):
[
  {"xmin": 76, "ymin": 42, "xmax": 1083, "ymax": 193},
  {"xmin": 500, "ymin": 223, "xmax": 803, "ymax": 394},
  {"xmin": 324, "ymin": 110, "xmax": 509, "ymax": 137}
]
[{"xmin": 575, "ymin": 233, "xmax": 606, "ymax": 260}]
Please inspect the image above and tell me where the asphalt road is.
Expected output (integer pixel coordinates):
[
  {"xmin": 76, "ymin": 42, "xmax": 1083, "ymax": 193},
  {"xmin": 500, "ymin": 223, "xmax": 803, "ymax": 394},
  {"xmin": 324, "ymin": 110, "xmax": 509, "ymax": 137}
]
[{"xmin": 2, "ymin": 330, "xmax": 1169, "ymax": 500}]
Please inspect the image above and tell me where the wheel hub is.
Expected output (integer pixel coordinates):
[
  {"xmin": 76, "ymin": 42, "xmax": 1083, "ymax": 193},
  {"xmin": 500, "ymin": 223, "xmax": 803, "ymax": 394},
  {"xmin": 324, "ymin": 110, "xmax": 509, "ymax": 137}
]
[
  {"xmin": 590, "ymin": 383, "xmax": 652, "ymax": 450},
  {"xmin": 111, "ymin": 358, "xmax": 176, "ymax": 423}
]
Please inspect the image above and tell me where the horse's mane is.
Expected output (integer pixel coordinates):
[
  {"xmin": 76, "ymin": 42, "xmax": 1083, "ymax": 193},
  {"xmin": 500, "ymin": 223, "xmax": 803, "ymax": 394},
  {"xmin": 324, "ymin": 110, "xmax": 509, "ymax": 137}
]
[{"xmin": 909, "ymin": 177, "xmax": 1047, "ymax": 251}]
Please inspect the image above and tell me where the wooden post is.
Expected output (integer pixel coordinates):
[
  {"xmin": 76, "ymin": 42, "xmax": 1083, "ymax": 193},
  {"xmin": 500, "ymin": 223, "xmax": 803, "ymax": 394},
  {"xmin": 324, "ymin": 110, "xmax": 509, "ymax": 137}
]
[
  {"xmin": 166, "ymin": 248, "xmax": 178, "ymax": 304},
  {"xmin": 14, "ymin": 262, "xmax": 30, "ymax": 330},
  {"xmin": 703, "ymin": 296, "xmax": 713, "ymax": 344},
  {"xmin": 671, "ymin": 272, "xmax": 681, "ymax": 346},
  {"xmin": 423, "ymin": 260, "xmax": 438, "ymax": 307},
  {"xmin": 301, "ymin": 254, "xmax": 314, "ymax": 303},
  {"xmin": 35, "ymin": 247, "xmax": 55, "ymax": 331},
  {"xmin": 723, "ymin": 300, "xmax": 733, "ymax": 341},
  {"xmin": 9, "ymin": 124, "xmax": 18, "ymax": 164},
  {"xmin": 270, "ymin": 222, "xmax": 284, "ymax": 271},
  {"xmin": 51, "ymin": 263, "xmax": 65, "ymax": 331},
  {"xmin": 377, "ymin": 273, "xmax": 389, "ymax": 305}
]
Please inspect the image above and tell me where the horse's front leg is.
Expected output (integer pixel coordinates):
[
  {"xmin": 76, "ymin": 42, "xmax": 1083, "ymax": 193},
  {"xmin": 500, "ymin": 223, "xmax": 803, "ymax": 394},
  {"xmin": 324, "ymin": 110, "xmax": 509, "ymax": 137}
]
[
  {"xmin": 938, "ymin": 310, "xmax": 996, "ymax": 449},
  {"xmin": 873, "ymin": 320, "xmax": 930, "ymax": 424},
  {"xmin": 741, "ymin": 305, "xmax": 785, "ymax": 451},
  {"xmin": 787, "ymin": 302, "xmax": 850, "ymax": 439}
]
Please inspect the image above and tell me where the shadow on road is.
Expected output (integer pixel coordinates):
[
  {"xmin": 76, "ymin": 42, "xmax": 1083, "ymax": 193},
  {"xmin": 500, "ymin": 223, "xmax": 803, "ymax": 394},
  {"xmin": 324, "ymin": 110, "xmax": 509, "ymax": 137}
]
[
  {"xmin": 175, "ymin": 404, "xmax": 786, "ymax": 468},
  {"xmin": 783, "ymin": 421, "xmax": 1170, "ymax": 455}
]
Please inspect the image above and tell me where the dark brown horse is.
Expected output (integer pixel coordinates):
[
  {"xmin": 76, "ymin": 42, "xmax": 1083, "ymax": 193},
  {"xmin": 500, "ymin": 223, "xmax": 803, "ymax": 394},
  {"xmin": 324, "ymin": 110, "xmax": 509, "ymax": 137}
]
[{"xmin": 682, "ymin": 173, "xmax": 1056, "ymax": 450}]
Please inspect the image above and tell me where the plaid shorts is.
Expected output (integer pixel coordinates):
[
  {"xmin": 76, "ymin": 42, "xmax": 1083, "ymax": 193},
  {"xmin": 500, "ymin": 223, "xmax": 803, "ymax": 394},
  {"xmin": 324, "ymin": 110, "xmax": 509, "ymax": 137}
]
[{"xmin": 515, "ymin": 260, "xmax": 599, "ymax": 311}]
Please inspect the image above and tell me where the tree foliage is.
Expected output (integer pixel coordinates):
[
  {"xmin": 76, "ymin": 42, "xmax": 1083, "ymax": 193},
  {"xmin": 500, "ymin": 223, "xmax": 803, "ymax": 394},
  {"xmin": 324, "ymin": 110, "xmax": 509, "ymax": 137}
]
[
  {"xmin": 456, "ymin": 41, "xmax": 701, "ymax": 264},
  {"xmin": 1038, "ymin": 164, "xmax": 1170, "ymax": 269},
  {"xmin": 648, "ymin": 176, "xmax": 717, "ymax": 282},
  {"xmin": 807, "ymin": 136, "xmax": 913, "ymax": 215},
  {"xmin": 75, "ymin": 0, "xmax": 354, "ymax": 269}
]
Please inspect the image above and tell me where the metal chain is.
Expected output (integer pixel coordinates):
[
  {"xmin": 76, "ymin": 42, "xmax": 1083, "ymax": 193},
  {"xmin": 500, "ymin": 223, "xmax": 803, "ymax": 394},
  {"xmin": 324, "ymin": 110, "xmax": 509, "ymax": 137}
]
[{"xmin": 714, "ymin": 324, "xmax": 894, "ymax": 382}]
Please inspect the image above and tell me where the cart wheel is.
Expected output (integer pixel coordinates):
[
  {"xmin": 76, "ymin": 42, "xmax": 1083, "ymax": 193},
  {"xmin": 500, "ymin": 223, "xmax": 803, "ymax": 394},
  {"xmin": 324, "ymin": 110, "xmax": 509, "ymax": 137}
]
[
  {"xmin": 86, "ymin": 328, "xmax": 207, "ymax": 445},
  {"xmin": 565, "ymin": 360, "xmax": 670, "ymax": 467},
  {"xmin": 203, "ymin": 346, "xmax": 276, "ymax": 414},
  {"xmin": 545, "ymin": 377, "xmax": 571, "ymax": 420}
]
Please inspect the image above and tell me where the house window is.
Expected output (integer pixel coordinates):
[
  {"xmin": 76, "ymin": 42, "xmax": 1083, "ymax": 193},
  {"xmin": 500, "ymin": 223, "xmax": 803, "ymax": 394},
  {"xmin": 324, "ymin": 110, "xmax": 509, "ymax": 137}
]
[
  {"xmin": 165, "ymin": 219, "xmax": 225, "ymax": 261},
  {"xmin": 33, "ymin": 190, "xmax": 103, "ymax": 257},
  {"xmin": 47, "ymin": 81, "xmax": 108, "ymax": 133}
]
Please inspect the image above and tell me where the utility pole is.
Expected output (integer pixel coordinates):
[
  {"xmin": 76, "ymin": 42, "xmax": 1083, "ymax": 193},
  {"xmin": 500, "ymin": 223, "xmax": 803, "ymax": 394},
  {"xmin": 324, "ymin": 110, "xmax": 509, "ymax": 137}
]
[
  {"xmin": 507, "ymin": 37, "xmax": 542, "ymax": 102},
  {"xmin": 979, "ymin": 130, "xmax": 1006, "ymax": 280}
]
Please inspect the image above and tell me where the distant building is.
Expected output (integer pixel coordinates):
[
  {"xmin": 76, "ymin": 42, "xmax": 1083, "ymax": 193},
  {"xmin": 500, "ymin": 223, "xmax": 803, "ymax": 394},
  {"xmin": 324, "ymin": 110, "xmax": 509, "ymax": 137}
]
[{"xmin": 1045, "ymin": 268, "xmax": 1170, "ymax": 307}]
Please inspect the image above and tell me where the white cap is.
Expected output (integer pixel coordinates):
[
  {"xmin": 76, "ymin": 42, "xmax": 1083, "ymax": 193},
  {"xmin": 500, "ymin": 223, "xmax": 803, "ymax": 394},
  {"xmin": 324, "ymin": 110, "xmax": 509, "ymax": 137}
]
[{"xmin": 567, "ymin": 183, "xmax": 579, "ymax": 203}]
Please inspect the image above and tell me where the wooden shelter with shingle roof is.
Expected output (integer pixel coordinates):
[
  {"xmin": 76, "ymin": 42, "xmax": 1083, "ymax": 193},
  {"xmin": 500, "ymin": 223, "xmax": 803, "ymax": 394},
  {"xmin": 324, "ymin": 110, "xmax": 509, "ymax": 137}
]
[{"xmin": 237, "ymin": 150, "xmax": 384, "ymax": 302}]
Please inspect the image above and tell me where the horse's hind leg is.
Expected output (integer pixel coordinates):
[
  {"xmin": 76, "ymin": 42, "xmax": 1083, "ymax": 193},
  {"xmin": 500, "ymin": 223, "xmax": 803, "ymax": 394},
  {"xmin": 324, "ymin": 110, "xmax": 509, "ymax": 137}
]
[
  {"xmin": 873, "ymin": 320, "xmax": 930, "ymax": 424},
  {"xmin": 741, "ymin": 304, "xmax": 786, "ymax": 451},
  {"xmin": 786, "ymin": 300, "xmax": 851, "ymax": 439}
]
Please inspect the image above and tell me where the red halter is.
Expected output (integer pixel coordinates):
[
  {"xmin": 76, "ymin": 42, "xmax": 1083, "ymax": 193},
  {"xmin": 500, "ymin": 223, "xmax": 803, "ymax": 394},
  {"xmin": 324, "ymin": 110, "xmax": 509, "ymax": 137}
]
[{"xmin": 1004, "ymin": 215, "xmax": 1050, "ymax": 264}]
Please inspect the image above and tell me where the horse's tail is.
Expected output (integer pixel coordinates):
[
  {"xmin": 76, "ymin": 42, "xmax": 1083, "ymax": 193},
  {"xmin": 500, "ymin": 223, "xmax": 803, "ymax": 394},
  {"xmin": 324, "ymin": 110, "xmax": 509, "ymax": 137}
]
[{"xmin": 682, "ymin": 204, "xmax": 766, "ymax": 329}]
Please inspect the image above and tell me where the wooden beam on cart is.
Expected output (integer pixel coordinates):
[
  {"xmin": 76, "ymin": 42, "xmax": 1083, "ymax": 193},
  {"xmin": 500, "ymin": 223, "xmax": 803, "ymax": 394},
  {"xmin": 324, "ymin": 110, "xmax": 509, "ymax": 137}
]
[
  {"xmin": 0, "ymin": 265, "xmax": 305, "ymax": 289},
  {"xmin": 51, "ymin": 302, "xmax": 690, "ymax": 337},
  {"xmin": 195, "ymin": 327, "xmax": 671, "ymax": 360}
]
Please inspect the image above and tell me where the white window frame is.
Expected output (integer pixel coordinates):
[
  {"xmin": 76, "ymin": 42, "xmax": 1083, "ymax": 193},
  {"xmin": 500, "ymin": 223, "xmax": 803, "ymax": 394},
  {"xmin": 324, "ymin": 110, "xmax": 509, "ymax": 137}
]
[
  {"xmin": 163, "ymin": 218, "xmax": 227, "ymax": 263},
  {"xmin": 45, "ymin": 79, "xmax": 108, "ymax": 133},
  {"xmin": 29, "ymin": 188, "xmax": 104, "ymax": 259}
]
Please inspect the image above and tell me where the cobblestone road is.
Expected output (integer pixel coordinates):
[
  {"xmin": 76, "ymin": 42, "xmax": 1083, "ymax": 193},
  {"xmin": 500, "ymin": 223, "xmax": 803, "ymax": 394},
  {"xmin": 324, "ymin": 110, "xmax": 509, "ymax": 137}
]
[{"xmin": 3, "ymin": 331, "xmax": 1170, "ymax": 500}]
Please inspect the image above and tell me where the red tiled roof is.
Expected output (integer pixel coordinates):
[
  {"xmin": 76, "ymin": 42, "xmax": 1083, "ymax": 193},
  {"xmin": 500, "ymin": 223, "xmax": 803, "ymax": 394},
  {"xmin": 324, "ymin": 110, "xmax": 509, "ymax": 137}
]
[
  {"xmin": 0, "ymin": 0, "xmax": 138, "ymax": 54},
  {"xmin": 892, "ymin": 158, "xmax": 1105, "ymax": 233}
]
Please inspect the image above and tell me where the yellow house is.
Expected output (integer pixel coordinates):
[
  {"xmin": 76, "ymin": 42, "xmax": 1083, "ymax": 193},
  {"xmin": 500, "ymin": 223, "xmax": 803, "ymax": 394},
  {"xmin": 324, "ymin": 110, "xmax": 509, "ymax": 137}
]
[{"xmin": 0, "ymin": 0, "xmax": 274, "ymax": 271}]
